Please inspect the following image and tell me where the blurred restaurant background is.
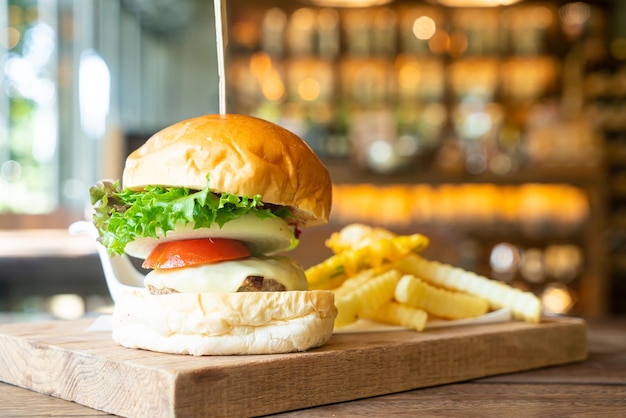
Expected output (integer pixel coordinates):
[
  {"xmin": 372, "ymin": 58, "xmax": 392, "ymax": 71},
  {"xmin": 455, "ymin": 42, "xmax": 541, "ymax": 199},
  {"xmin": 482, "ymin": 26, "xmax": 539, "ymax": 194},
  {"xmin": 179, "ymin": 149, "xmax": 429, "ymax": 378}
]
[{"xmin": 1, "ymin": 0, "xmax": 624, "ymax": 321}]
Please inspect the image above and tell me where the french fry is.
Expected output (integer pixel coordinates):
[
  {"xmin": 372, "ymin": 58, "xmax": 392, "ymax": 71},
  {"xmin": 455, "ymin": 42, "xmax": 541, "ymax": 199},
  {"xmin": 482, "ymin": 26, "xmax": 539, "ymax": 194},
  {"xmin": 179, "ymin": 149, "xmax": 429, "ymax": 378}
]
[
  {"xmin": 333, "ymin": 294, "xmax": 361, "ymax": 329},
  {"xmin": 306, "ymin": 233, "xmax": 429, "ymax": 290},
  {"xmin": 334, "ymin": 265, "xmax": 392, "ymax": 295},
  {"xmin": 334, "ymin": 269, "xmax": 402, "ymax": 328},
  {"xmin": 394, "ymin": 274, "xmax": 489, "ymax": 320},
  {"xmin": 365, "ymin": 301, "xmax": 428, "ymax": 332},
  {"xmin": 311, "ymin": 223, "xmax": 543, "ymax": 330},
  {"xmin": 325, "ymin": 223, "xmax": 396, "ymax": 254},
  {"xmin": 394, "ymin": 254, "xmax": 542, "ymax": 323}
]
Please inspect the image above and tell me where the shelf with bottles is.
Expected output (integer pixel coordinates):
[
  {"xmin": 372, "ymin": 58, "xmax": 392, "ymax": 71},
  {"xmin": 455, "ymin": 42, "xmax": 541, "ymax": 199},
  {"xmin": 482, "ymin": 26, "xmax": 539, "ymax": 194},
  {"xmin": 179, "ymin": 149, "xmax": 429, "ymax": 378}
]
[
  {"xmin": 226, "ymin": 1, "xmax": 604, "ymax": 178},
  {"xmin": 580, "ymin": 6, "xmax": 626, "ymax": 313},
  {"xmin": 325, "ymin": 155, "xmax": 604, "ymax": 185}
]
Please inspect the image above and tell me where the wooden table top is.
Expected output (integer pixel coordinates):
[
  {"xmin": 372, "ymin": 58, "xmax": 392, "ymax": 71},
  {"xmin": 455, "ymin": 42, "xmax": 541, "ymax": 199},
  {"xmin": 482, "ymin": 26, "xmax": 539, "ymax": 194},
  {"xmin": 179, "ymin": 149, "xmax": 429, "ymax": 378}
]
[{"xmin": 1, "ymin": 317, "xmax": 624, "ymax": 417}]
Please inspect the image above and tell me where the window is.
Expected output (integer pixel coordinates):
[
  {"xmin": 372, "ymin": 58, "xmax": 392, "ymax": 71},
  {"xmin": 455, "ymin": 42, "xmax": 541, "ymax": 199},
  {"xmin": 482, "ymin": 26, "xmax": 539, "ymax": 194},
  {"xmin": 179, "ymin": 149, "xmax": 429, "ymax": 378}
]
[
  {"xmin": 2, "ymin": 0, "xmax": 219, "ymax": 231},
  {"xmin": 1, "ymin": 0, "xmax": 107, "ymax": 228}
]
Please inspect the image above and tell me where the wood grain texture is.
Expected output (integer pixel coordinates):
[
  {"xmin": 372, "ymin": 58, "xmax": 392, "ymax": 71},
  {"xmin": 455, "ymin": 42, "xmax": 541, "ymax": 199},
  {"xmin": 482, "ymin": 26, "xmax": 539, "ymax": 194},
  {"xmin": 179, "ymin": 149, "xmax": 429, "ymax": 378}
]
[
  {"xmin": 0, "ymin": 382, "xmax": 114, "ymax": 417},
  {"xmin": 271, "ymin": 382, "xmax": 626, "ymax": 417},
  {"xmin": 0, "ymin": 317, "xmax": 587, "ymax": 418}
]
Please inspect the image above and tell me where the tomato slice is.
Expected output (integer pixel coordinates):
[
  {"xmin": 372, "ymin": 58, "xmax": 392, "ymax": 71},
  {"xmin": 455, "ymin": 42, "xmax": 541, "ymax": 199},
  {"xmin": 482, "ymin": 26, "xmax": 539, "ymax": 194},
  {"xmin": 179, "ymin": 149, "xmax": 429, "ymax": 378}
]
[{"xmin": 142, "ymin": 238, "xmax": 251, "ymax": 270}]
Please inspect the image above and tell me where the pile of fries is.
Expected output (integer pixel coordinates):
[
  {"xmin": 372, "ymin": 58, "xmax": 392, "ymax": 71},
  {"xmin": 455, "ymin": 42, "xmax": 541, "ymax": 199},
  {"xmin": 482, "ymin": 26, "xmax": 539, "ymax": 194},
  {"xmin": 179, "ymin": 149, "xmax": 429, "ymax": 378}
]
[{"xmin": 306, "ymin": 224, "xmax": 542, "ymax": 331}]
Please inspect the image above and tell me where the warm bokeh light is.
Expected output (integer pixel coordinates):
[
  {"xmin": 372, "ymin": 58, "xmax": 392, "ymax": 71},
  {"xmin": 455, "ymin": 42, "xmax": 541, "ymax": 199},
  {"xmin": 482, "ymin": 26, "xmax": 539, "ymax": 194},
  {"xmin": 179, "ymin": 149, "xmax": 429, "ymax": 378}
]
[
  {"xmin": 298, "ymin": 77, "xmax": 321, "ymax": 101},
  {"xmin": 490, "ymin": 243, "xmax": 520, "ymax": 274},
  {"xmin": 502, "ymin": 5, "xmax": 554, "ymax": 34},
  {"xmin": 0, "ymin": 26, "xmax": 20, "ymax": 49},
  {"xmin": 48, "ymin": 294, "xmax": 85, "ymax": 320},
  {"xmin": 331, "ymin": 183, "xmax": 590, "ymax": 228},
  {"xmin": 398, "ymin": 62, "xmax": 421, "ymax": 91},
  {"xmin": 231, "ymin": 19, "xmax": 258, "ymax": 48},
  {"xmin": 559, "ymin": 1, "xmax": 590, "ymax": 26},
  {"xmin": 374, "ymin": 8, "xmax": 396, "ymax": 32},
  {"xmin": 249, "ymin": 52, "xmax": 273, "ymax": 80},
  {"xmin": 262, "ymin": 76, "xmax": 285, "ymax": 101},
  {"xmin": 308, "ymin": 0, "xmax": 392, "ymax": 7},
  {"xmin": 291, "ymin": 7, "xmax": 316, "ymax": 31},
  {"xmin": 343, "ymin": 9, "xmax": 369, "ymax": 33},
  {"xmin": 318, "ymin": 8, "xmax": 339, "ymax": 30},
  {"xmin": 541, "ymin": 283, "xmax": 575, "ymax": 315},
  {"xmin": 559, "ymin": 1, "xmax": 590, "ymax": 40},
  {"xmin": 412, "ymin": 16, "xmax": 436, "ymax": 40},
  {"xmin": 428, "ymin": 30, "xmax": 449, "ymax": 55},
  {"xmin": 264, "ymin": 7, "xmax": 287, "ymax": 31},
  {"xmin": 530, "ymin": 6, "xmax": 554, "ymax": 29},
  {"xmin": 520, "ymin": 248, "xmax": 545, "ymax": 284},
  {"xmin": 436, "ymin": 0, "xmax": 523, "ymax": 6},
  {"xmin": 448, "ymin": 30, "xmax": 468, "ymax": 57},
  {"xmin": 544, "ymin": 245, "xmax": 583, "ymax": 283}
]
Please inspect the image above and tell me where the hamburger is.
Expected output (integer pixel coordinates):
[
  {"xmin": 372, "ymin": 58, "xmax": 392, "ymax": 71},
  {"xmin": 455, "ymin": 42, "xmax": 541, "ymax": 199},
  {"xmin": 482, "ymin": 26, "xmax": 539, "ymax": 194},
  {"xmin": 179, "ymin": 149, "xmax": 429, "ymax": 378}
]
[{"xmin": 90, "ymin": 114, "xmax": 337, "ymax": 355}]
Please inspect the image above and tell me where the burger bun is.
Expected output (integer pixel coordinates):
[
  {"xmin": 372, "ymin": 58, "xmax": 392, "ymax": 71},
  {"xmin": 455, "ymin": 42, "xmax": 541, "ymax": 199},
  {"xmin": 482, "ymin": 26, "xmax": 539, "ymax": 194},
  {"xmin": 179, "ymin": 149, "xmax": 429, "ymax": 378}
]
[
  {"xmin": 112, "ymin": 289, "xmax": 337, "ymax": 355},
  {"xmin": 122, "ymin": 114, "xmax": 332, "ymax": 228}
]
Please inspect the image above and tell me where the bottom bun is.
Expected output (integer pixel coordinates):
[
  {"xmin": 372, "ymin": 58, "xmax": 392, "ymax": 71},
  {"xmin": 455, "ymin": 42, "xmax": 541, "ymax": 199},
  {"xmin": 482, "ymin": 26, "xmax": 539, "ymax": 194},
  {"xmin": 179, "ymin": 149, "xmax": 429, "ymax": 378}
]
[{"xmin": 112, "ymin": 290, "xmax": 337, "ymax": 355}]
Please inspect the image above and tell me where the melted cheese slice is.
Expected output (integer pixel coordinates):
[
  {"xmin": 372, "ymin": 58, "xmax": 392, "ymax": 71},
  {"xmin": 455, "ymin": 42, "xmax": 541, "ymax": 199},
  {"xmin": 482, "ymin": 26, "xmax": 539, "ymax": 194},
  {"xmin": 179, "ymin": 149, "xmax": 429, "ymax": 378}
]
[{"xmin": 144, "ymin": 256, "xmax": 308, "ymax": 293}]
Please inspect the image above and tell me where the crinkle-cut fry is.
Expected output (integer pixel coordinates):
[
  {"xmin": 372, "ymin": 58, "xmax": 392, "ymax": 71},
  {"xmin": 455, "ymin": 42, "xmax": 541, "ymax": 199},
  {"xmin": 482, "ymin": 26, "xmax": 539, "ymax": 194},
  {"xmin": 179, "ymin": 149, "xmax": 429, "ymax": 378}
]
[
  {"xmin": 305, "ymin": 258, "xmax": 347, "ymax": 290},
  {"xmin": 334, "ymin": 293, "xmax": 361, "ymax": 329},
  {"xmin": 306, "ymin": 234, "xmax": 429, "ymax": 290},
  {"xmin": 366, "ymin": 235, "xmax": 430, "ymax": 266},
  {"xmin": 334, "ymin": 265, "xmax": 392, "ymax": 295},
  {"xmin": 334, "ymin": 269, "xmax": 402, "ymax": 328},
  {"xmin": 394, "ymin": 254, "xmax": 542, "ymax": 323},
  {"xmin": 366, "ymin": 301, "xmax": 428, "ymax": 332},
  {"xmin": 395, "ymin": 274, "xmax": 489, "ymax": 320},
  {"xmin": 325, "ymin": 223, "xmax": 396, "ymax": 254}
]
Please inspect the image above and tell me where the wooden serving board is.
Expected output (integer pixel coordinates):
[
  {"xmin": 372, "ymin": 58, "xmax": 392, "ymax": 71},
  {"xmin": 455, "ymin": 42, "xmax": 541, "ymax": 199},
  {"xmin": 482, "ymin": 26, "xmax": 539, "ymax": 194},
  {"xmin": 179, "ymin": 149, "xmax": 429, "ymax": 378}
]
[{"xmin": 0, "ymin": 317, "xmax": 586, "ymax": 417}]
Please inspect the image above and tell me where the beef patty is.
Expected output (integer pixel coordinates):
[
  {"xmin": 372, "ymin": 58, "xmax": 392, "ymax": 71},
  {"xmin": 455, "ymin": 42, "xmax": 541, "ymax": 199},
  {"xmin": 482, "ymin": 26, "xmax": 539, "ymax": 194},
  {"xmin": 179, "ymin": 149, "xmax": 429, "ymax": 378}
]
[{"xmin": 147, "ymin": 276, "xmax": 287, "ymax": 295}]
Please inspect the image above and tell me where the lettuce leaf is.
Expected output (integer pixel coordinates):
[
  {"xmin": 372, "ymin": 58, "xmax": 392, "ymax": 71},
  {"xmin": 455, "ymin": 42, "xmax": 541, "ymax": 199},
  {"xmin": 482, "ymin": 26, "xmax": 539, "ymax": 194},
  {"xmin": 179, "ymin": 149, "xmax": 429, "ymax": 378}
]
[{"xmin": 89, "ymin": 176, "xmax": 295, "ymax": 255}]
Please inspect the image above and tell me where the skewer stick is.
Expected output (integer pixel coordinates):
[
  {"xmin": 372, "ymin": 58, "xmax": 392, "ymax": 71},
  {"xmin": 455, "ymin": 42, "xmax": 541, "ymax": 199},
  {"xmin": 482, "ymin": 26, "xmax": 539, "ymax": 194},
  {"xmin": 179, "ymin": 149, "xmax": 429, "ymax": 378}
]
[{"xmin": 214, "ymin": 0, "xmax": 227, "ymax": 115}]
